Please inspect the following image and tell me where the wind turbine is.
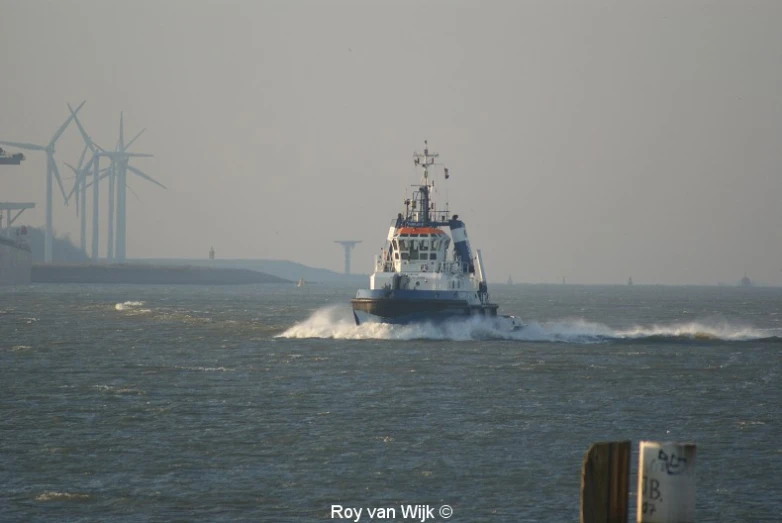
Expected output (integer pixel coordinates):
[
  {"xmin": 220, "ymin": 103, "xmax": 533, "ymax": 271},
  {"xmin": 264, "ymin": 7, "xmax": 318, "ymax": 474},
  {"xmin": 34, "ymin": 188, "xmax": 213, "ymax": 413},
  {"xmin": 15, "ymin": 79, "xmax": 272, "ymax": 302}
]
[
  {"xmin": 64, "ymin": 146, "xmax": 108, "ymax": 255},
  {"xmin": 0, "ymin": 101, "xmax": 85, "ymax": 262},
  {"xmin": 67, "ymin": 109, "xmax": 163, "ymax": 262},
  {"xmin": 103, "ymin": 112, "xmax": 163, "ymax": 262},
  {"xmin": 66, "ymin": 101, "xmax": 105, "ymax": 262},
  {"xmin": 64, "ymin": 143, "xmax": 89, "ymax": 252}
]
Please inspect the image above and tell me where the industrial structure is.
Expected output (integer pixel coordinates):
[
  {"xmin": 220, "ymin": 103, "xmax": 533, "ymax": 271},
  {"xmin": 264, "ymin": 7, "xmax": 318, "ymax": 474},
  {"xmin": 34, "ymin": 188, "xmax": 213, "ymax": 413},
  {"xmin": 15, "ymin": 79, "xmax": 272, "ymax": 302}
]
[
  {"xmin": 0, "ymin": 102, "xmax": 85, "ymax": 262},
  {"xmin": 0, "ymin": 147, "xmax": 24, "ymax": 165},
  {"xmin": 334, "ymin": 240, "xmax": 361, "ymax": 275},
  {"xmin": 0, "ymin": 148, "xmax": 33, "ymax": 284},
  {"xmin": 1, "ymin": 101, "xmax": 164, "ymax": 264},
  {"xmin": 0, "ymin": 148, "xmax": 34, "ymax": 233}
]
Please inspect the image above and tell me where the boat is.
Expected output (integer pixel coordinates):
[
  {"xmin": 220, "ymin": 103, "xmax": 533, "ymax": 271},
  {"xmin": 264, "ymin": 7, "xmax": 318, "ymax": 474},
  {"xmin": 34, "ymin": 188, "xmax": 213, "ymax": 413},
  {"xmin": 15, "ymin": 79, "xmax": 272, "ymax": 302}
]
[
  {"xmin": 297, "ymin": 277, "xmax": 305, "ymax": 288},
  {"xmin": 350, "ymin": 142, "xmax": 521, "ymax": 331}
]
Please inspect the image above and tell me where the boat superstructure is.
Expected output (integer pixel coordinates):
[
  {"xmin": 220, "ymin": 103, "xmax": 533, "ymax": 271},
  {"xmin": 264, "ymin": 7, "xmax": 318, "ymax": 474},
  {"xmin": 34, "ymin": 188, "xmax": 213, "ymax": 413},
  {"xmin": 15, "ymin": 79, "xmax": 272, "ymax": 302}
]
[{"xmin": 351, "ymin": 142, "xmax": 520, "ymax": 329}]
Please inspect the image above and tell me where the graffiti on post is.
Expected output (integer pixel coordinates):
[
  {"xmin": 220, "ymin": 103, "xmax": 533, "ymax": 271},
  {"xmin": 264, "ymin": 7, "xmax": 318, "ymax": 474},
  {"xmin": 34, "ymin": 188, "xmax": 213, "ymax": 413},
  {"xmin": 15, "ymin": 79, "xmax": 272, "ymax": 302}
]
[{"xmin": 656, "ymin": 448, "xmax": 688, "ymax": 475}]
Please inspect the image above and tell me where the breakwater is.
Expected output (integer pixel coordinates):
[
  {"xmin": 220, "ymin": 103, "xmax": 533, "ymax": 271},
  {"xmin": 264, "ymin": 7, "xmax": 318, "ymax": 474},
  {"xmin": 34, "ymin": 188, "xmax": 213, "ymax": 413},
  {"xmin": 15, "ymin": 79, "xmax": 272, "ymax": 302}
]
[{"xmin": 31, "ymin": 263, "xmax": 290, "ymax": 285}]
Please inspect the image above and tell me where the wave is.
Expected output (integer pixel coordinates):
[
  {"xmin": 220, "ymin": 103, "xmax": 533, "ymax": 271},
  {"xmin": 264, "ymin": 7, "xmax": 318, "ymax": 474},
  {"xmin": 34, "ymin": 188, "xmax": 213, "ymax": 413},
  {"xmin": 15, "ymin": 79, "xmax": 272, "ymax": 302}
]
[
  {"xmin": 114, "ymin": 301, "xmax": 150, "ymax": 313},
  {"xmin": 35, "ymin": 491, "xmax": 90, "ymax": 502},
  {"xmin": 613, "ymin": 323, "xmax": 779, "ymax": 342},
  {"xmin": 172, "ymin": 365, "xmax": 235, "ymax": 372},
  {"xmin": 277, "ymin": 305, "xmax": 782, "ymax": 343}
]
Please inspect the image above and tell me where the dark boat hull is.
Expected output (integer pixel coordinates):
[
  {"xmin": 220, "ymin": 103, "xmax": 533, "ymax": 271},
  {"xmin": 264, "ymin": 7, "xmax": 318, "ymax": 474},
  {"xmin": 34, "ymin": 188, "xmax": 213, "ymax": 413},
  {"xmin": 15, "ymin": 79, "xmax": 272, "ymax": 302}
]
[{"xmin": 351, "ymin": 289, "xmax": 499, "ymax": 325}]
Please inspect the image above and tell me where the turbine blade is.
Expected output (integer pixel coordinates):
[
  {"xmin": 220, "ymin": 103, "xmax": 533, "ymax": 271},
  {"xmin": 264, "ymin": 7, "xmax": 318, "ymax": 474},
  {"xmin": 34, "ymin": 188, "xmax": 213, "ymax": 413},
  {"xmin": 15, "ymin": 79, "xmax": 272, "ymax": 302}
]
[
  {"xmin": 50, "ymin": 100, "xmax": 85, "ymax": 147},
  {"xmin": 119, "ymin": 112, "xmax": 124, "ymax": 151},
  {"xmin": 51, "ymin": 158, "xmax": 69, "ymax": 203},
  {"xmin": 68, "ymin": 102, "xmax": 96, "ymax": 152},
  {"xmin": 64, "ymin": 164, "xmax": 80, "ymax": 202},
  {"xmin": 76, "ymin": 144, "xmax": 89, "ymax": 170},
  {"xmin": 126, "ymin": 183, "xmax": 142, "ymax": 202},
  {"xmin": 124, "ymin": 128, "xmax": 145, "ymax": 151},
  {"xmin": 0, "ymin": 141, "xmax": 46, "ymax": 151},
  {"xmin": 64, "ymin": 161, "xmax": 90, "ymax": 199},
  {"xmin": 84, "ymin": 168, "xmax": 110, "ymax": 190},
  {"xmin": 127, "ymin": 165, "xmax": 167, "ymax": 189},
  {"xmin": 81, "ymin": 153, "xmax": 96, "ymax": 172}
]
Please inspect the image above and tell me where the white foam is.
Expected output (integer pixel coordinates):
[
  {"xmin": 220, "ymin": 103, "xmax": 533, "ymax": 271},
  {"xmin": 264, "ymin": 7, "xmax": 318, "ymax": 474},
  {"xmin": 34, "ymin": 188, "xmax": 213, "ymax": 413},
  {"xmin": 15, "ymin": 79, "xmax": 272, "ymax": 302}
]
[
  {"xmin": 277, "ymin": 306, "xmax": 779, "ymax": 343},
  {"xmin": 115, "ymin": 301, "xmax": 146, "ymax": 311},
  {"xmin": 173, "ymin": 366, "xmax": 234, "ymax": 372}
]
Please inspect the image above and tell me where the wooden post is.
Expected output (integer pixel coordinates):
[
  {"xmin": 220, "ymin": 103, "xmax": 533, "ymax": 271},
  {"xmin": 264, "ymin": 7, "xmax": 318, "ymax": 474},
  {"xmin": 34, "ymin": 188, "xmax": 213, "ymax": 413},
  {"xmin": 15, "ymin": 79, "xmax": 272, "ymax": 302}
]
[
  {"xmin": 636, "ymin": 441, "xmax": 696, "ymax": 523},
  {"xmin": 580, "ymin": 441, "xmax": 631, "ymax": 523}
]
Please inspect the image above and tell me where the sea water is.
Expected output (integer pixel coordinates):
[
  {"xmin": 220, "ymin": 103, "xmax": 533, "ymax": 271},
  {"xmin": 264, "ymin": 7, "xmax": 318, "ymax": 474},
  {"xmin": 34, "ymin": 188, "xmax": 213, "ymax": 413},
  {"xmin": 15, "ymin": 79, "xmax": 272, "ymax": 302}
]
[{"xmin": 1, "ymin": 283, "xmax": 780, "ymax": 521}]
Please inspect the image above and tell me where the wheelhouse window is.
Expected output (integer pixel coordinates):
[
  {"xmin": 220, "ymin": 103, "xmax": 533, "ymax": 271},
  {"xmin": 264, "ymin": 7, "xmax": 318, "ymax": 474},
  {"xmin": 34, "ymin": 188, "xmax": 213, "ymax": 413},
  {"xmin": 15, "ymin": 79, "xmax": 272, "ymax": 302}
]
[{"xmin": 395, "ymin": 232, "xmax": 444, "ymax": 263}]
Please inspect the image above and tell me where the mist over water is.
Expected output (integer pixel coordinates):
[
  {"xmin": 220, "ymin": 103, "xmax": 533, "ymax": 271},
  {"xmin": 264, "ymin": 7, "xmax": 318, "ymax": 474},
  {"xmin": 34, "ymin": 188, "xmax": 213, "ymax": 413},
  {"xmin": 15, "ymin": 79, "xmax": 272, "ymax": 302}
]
[{"xmin": 2, "ymin": 283, "xmax": 780, "ymax": 521}]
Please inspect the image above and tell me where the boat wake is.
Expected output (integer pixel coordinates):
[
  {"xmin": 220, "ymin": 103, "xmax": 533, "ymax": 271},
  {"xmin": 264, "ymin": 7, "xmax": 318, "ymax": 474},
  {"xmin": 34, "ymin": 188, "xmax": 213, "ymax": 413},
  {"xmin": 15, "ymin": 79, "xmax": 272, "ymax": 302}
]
[{"xmin": 277, "ymin": 305, "xmax": 782, "ymax": 343}]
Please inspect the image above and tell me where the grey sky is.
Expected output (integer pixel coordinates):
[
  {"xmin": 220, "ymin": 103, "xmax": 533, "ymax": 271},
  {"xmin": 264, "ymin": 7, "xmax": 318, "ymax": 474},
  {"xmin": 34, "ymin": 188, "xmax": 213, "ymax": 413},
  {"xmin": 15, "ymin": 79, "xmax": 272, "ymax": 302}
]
[{"xmin": 1, "ymin": 0, "xmax": 781, "ymax": 284}]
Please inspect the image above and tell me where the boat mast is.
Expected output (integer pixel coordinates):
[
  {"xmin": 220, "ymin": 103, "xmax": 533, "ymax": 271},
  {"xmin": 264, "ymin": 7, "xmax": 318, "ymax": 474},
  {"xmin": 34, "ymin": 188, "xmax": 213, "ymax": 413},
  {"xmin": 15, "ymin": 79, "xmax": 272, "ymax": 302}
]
[{"xmin": 412, "ymin": 140, "xmax": 438, "ymax": 226}]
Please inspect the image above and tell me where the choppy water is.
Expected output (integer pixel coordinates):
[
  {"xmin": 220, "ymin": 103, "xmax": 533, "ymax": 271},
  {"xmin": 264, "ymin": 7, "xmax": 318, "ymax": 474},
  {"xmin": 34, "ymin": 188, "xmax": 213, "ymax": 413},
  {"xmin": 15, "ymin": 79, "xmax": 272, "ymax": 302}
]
[{"xmin": 1, "ymin": 283, "xmax": 780, "ymax": 522}]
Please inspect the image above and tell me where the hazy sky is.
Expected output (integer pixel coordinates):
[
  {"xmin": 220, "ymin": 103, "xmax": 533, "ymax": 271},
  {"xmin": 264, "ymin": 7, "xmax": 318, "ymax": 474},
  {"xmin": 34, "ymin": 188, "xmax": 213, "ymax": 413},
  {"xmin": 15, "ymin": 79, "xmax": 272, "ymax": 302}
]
[{"xmin": 2, "ymin": 0, "xmax": 781, "ymax": 284}]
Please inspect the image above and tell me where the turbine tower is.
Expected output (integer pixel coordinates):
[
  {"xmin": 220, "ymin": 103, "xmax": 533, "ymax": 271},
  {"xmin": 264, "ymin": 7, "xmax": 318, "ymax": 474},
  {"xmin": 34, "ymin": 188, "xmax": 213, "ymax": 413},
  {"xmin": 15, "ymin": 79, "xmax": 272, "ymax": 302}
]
[
  {"xmin": 66, "ymin": 101, "xmax": 106, "ymax": 262},
  {"xmin": 0, "ymin": 101, "xmax": 85, "ymax": 262},
  {"xmin": 334, "ymin": 240, "xmax": 361, "ymax": 275},
  {"xmin": 110, "ymin": 112, "xmax": 163, "ymax": 263},
  {"xmin": 64, "ymin": 144, "xmax": 93, "ymax": 254}
]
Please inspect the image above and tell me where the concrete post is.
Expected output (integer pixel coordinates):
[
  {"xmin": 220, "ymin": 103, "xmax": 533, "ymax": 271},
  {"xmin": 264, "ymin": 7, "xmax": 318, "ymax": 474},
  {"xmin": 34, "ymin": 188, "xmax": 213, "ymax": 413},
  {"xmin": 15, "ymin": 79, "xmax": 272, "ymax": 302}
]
[{"xmin": 636, "ymin": 441, "xmax": 696, "ymax": 523}]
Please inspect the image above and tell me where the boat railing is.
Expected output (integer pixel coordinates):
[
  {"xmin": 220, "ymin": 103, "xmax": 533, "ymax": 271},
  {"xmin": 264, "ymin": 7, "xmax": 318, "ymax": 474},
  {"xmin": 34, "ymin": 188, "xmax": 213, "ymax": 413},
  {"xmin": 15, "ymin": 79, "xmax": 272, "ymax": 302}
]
[
  {"xmin": 375, "ymin": 258, "xmax": 395, "ymax": 272},
  {"xmin": 373, "ymin": 259, "xmax": 470, "ymax": 275},
  {"xmin": 447, "ymin": 261, "xmax": 470, "ymax": 274}
]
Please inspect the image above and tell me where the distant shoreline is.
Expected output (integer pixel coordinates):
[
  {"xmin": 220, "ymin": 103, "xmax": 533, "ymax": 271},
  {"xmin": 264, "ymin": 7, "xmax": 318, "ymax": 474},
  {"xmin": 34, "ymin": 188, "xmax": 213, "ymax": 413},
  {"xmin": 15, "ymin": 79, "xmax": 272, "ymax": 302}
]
[{"xmin": 31, "ymin": 263, "xmax": 290, "ymax": 285}]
